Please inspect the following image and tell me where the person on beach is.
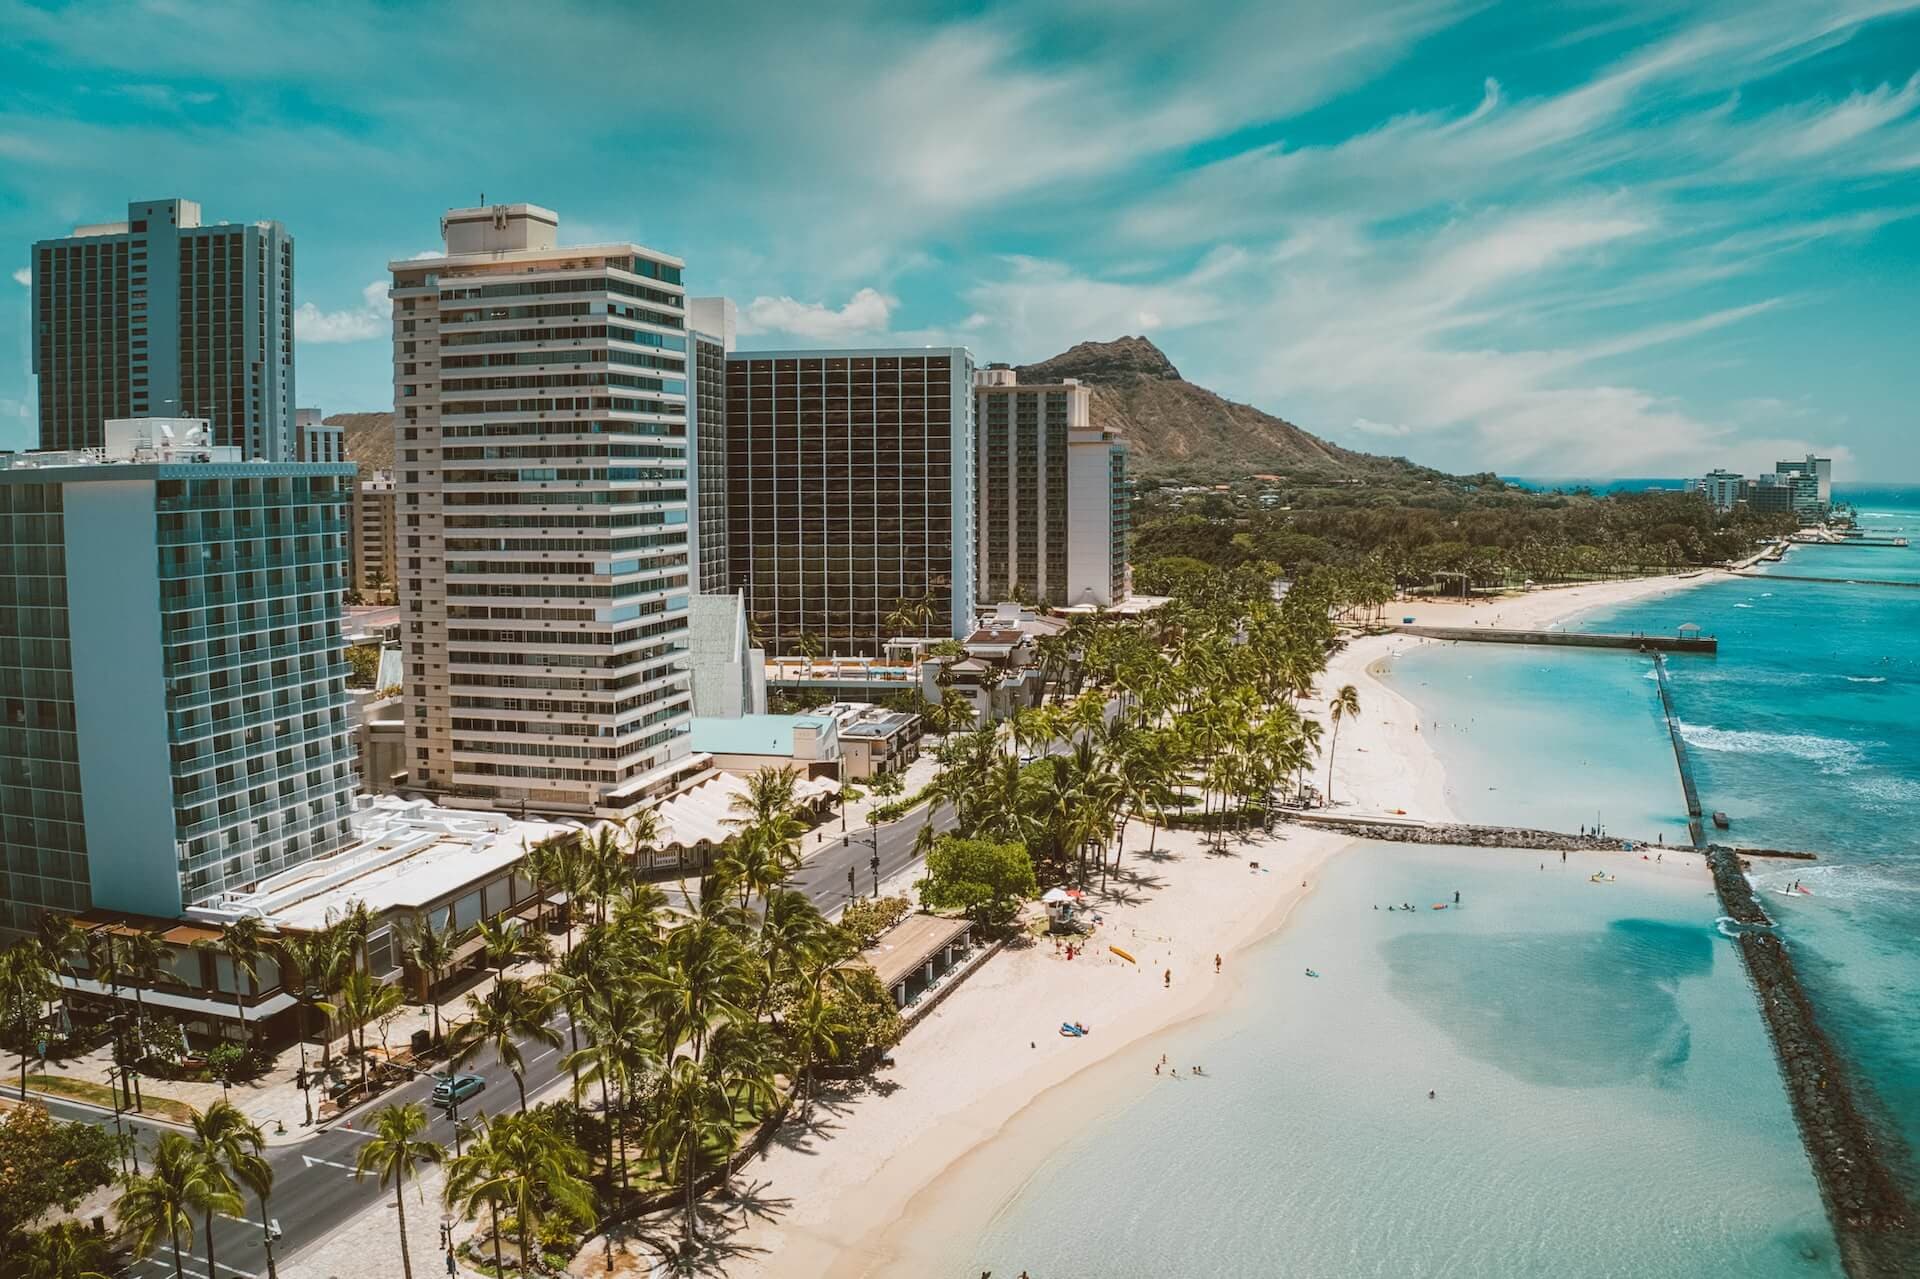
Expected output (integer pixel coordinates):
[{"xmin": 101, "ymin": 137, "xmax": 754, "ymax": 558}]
[
  {"xmin": 1155, "ymin": 1063, "xmax": 1161, "ymax": 1076},
  {"xmin": 1214, "ymin": 953, "xmax": 1222, "ymax": 973},
  {"xmin": 1164, "ymin": 968, "xmax": 1171, "ymax": 988},
  {"xmin": 1453, "ymin": 890, "xmax": 1460, "ymax": 904}
]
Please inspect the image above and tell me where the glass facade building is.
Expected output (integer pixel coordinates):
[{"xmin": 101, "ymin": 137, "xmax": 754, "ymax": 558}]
[
  {"xmin": 724, "ymin": 349, "xmax": 977, "ymax": 657},
  {"xmin": 0, "ymin": 454, "xmax": 355, "ymax": 933},
  {"xmin": 394, "ymin": 205, "xmax": 695, "ymax": 816},
  {"xmin": 30, "ymin": 199, "xmax": 296, "ymax": 460},
  {"xmin": 686, "ymin": 302, "xmax": 733, "ymax": 596},
  {"xmin": 975, "ymin": 369, "xmax": 1131, "ymax": 608}
]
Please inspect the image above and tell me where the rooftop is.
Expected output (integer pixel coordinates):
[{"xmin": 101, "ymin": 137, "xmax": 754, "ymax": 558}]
[
  {"xmin": 190, "ymin": 796, "xmax": 565, "ymax": 932},
  {"xmin": 690, "ymin": 713, "xmax": 832, "ymax": 758}
]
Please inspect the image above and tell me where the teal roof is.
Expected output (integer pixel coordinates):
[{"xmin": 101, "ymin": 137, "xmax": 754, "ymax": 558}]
[{"xmin": 691, "ymin": 714, "xmax": 830, "ymax": 757}]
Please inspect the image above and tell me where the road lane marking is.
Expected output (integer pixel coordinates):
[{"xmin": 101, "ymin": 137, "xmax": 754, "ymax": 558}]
[{"xmin": 300, "ymin": 1153, "xmax": 360, "ymax": 1173}]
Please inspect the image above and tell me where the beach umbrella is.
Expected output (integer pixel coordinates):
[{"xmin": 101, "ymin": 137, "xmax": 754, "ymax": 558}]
[{"xmin": 1041, "ymin": 887, "xmax": 1070, "ymax": 904}]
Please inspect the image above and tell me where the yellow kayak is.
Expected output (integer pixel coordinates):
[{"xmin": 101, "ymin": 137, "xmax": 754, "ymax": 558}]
[{"xmin": 1110, "ymin": 946, "xmax": 1137, "ymax": 964}]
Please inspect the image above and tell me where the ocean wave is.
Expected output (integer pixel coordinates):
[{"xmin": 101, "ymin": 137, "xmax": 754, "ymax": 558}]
[
  {"xmin": 1848, "ymin": 774, "xmax": 1920, "ymax": 809},
  {"xmin": 1844, "ymin": 675, "xmax": 1888, "ymax": 683},
  {"xmin": 1676, "ymin": 721, "xmax": 1870, "ymax": 772},
  {"xmin": 1734, "ymin": 602, "xmax": 1753, "ymax": 608},
  {"xmin": 1750, "ymin": 863, "xmax": 1920, "ymax": 903}
]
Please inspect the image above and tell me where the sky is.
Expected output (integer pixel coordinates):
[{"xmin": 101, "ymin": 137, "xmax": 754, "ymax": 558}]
[{"xmin": 2, "ymin": 0, "xmax": 1918, "ymax": 479}]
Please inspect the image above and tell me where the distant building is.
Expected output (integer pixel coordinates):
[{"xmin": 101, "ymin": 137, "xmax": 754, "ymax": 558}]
[
  {"xmin": 30, "ymin": 198, "xmax": 296, "ymax": 459},
  {"xmin": 1687, "ymin": 469, "xmax": 1745, "ymax": 512},
  {"xmin": 1773, "ymin": 454, "xmax": 1832, "ymax": 506},
  {"xmin": 350, "ymin": 470, "xmax": 397, "ymax": 599},
  {"xmin": 392, "ymin": 204, "xmax": 696, "ymax": 817},
  {"xmin": 1749, "ymin": 471, "xmax": 1824, "ymax": 520},
  {"xmin": 294, "ymin": 408, "xmax": 345, "ymax": 464},
  {"xmin": 687, "ymin": 298, "xmax": 735, "ymax": 595},
  {"xmin": 973, "ymin": 365, "xmax": 1130, "ymax": 608},
  {"xmin": 0, "ymin": 423, "xmax": 355, "ymax": 932},
  {"xmin": 690, "ymin": 712, "xmax": 840, "ymax": 776},
  {"xmin": 724, "ymin": 348, "xmax": 977, "ymax": 655}
]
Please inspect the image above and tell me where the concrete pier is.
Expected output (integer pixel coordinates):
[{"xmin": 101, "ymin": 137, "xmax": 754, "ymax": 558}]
[
  {"xmin": 1391, "ymin": 624, "xmax": 1718, "ymax": 653},
  {"xmin": 1650, "ymin": 654, "xmax": 1707, "ymax": 847}
]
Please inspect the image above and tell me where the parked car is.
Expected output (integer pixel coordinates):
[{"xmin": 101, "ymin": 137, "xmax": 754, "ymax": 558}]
[{"xmin": 431, "ymin": 1073, "xmax": 485, "ymax": 1108}]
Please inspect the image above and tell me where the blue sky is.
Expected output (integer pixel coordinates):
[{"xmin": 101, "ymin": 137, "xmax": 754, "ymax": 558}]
[{"xmin": 3, "ymin": 0, "xmax": 1918, "ymax": 478}]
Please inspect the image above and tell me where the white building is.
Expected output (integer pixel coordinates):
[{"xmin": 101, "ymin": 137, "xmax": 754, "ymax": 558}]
[{"xmin": 391, "ymin": 204, "xmax": 698, "ymax": 818}]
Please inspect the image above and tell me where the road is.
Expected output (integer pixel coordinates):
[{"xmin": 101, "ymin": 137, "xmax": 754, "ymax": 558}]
[
  {"xmin": 53, "ymin": 795, "xmax": 958, "ymax": 1277},
  {"xmin": 47, "ymin": 1016, "xmax": 577, "ymax": 1279}
]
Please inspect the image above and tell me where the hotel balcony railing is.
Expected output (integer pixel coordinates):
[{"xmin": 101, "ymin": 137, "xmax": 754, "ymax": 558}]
[
  {"xmin": 171, "ymin": 719, "xmax": 347, "ymax": 775},
  {"xmin": 164, "ymin": 604, "xmax": 338, "ymax": 646}
]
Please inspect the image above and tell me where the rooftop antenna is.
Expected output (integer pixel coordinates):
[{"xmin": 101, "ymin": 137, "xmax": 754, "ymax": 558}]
[{"xmin": 480, "ymin": 191, "xmax": 485, "ymax": 206}]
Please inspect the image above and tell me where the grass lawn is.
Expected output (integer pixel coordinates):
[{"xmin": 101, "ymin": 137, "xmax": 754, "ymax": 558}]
[{"xmin": 25, "ymin": 1072, "xmax": 198, "ymax": 1124}]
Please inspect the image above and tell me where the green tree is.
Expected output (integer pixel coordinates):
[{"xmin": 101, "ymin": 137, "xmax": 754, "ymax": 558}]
[
  {"xmin": 0, "ymin": 1104, "xmax": 121, "ymax": 1242},
  {"xmin": 196, "ymin": 917, "xmax": 267, "ymax": 1057},
  {"xmin": 7, "ymin": 1219, "xmax": 112, "ymax": 1279},
  {"xmin": 187, "ymin": 1101, "xmax": 264, "ymax": 1279},
  {"xmin": 0, "ymin": 942, "xmax": 55, "ymax": 1098},
  {"xmin": 354, "ymin": 1102, "xmax": 443, "ymax": 1279},
  {"xmin": 401, "ymin": 915, "xmax": 467, "ymax": 1046},
  {"xmin": 448, "ymin": 978, "xmax": 560, "ymax": 1113},
  {"xmin": 915, "ymin": 835, "xmax": 1037, "ymax": 928},
  {"xmin": 1324, "ymin": 683, "xmax": 1361, "ymax": 806},
  {"xmin": 320, "ymin": 968, "xmax": 404, "ymax": 1093},
  {"xmin": 116, "ymin": 1132, "xmax": 241, "ymax": 1279}
]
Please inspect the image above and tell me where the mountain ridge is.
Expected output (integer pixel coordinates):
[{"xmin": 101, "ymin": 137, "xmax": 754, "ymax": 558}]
[{"xmin": 1015, "ymin": 335, "xmax": 1440, "ymax": 482}]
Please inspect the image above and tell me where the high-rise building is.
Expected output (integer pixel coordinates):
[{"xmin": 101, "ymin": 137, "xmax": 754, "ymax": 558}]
[
  {"xmin": 687, "ymin": 297, "xmax": 735, "ymax": 595},
  {"xmin": 30, "ymin": 199, "xmax": 296, "ymax": 459},
  {"xmin": 295, "ymin": 407, "xmax": 345, "ymax": 464},
  {"xmin": 724, "ymin": 348, "xmax": 977, "ymax": 656},
  {"xmin": 1687, "ymin": 469, "xmax": 1745, "ymax": 513},
  {"xmin": 973, "ymin": 366, "xmax": 1130, "ymax": 608},
  {"xmin": 1774, "ymin": 454, "xmax": 1832, "ymax": 506},
  {"xmin": 0, "ymin": 421, "xmax": 354, "ymax": 933},
  {"xmin": 392, "ymin": 204, "xmax": 695, "ymax": 816},
  {"xmin": 351, "ymin": 470, "xmax": 397, "ymax": 599}
]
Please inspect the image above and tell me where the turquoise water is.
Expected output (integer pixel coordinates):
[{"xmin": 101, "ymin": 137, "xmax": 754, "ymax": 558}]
[
  {"xmin": 1575, "ymin": 489, "xmax": 1920, "ymax": 1194},
  {"xmin": 1388, "ymin": 486, "xmax": 1920, "ymax": 1198},
  {"xmin": 970, "ymin": 845, "xmax": 1838, "ymax": 1277}
]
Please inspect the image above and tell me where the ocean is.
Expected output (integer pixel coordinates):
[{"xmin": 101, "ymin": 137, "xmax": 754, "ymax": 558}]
[
  {"xmin": 964, "ymin": 486, "xmax": 1917, "ymax": 1275},
  {"xmin": 967, "ymin": 846, "xmax": 1837, "ymax": 1277}
]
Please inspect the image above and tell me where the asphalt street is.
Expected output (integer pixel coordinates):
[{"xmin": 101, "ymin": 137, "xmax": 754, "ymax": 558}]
[{"xmin": 49, "ymin": 795, "xmax": 958, "ymax": 1278}]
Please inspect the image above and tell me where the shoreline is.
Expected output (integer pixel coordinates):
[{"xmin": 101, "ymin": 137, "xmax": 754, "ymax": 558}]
[
  {"xmin": 738, "ymin": 572, "xmax": 1732, "ymax": 1277},
  {"xmin": 1317, "ymin": 570, "xmax": 1728, "ymax": 827}
]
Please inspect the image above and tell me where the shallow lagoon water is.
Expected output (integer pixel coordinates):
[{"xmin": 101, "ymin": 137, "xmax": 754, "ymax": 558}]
[{"xmin": 968, "ymin": 845, "xmax": 1837, "ymax": 1278}]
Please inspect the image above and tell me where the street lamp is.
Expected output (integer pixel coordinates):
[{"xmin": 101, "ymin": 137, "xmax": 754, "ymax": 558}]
[{"xmin": 845, "ymin": 864, "xmax": 856, "ymax": 902}]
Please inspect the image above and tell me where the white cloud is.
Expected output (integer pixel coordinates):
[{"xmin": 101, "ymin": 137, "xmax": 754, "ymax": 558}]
[
  {"xmin": 738, "ymin": 288, "xmax": 895, "ymax": 341},
  {"xmin": 10, "ymin": 268, "xmax": 27, "ymax": 287},
  {"xmin": 294, "ymin": 280, "xmax": 388, "ymax": 343}
]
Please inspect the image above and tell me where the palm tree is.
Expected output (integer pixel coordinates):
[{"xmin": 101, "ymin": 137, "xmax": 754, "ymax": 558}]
[
  {"xmin": 784, "ymin": 957, "xmax": 855, "ymax": 1113},
  {"xmin": 354, "ymin": 1102, "xmax": 443, "ymax": 1279},
  {"xmin": 320, "ymin": 969, "xmax": 403, "ymax": 1093},
  {"xmin": 188, "ymin": 1101, "xmax": 264, "ymax": 1279},
  {"xmin": 120, "ymin": 929, "xmax": 179, "ymax": 1080},
  {"xmin": 9, "ymin": 1219, "xmax": 112, "ymax": 1279},
  {"xmin": 645, "ymin": 1054, "xmax": 739, "ymax": 1252},
  {"xmin": 116, "ymin": 1132, "xmax": 241, "ymax": 1279},
  {"xmin": 562, "ymin": 983, "xmax": 656, "ymax": 1192},
  {"xmin": 454, "ymin": 1109, "xmax": 595, "ymax": 1277},
  {"xmin": 443, "ymin": 1108, "xmax": 511, "ymax": 1276},
  {"xmin": 447, "ymin": 978, "xmax": 560, "ymax": 1112},
  {"xmin": 639, "ymin": 903, "xmax": 751, "ymax": 1064},
  {"xmin": 474, "ymin": 916, "xmax": 545, "ymax": 981},
  {"xmin": 626, "ymin": 805, "xmax": 665, "ymax": 876},
  {"xmin": 401, "ymin": 915, "xmax": 466, "ymax": 1046},
  {"xmin": 1324, "ymin": 683, "xmax": 1361, "ymax": 807},
  {"xmin": 275, "ymin": 925, "xmax": 346, "ymax": 1082},
  {"xmin": 35, "ymin": 913, "xmax": 87, "ymax": 1036},
  {"xmin": 196, "ymin": 917, "xmax": 268, "ymax": 1056},
  {"xmin": 0, "ymin": 942, "xmax": 56, "ymax": 1098}
]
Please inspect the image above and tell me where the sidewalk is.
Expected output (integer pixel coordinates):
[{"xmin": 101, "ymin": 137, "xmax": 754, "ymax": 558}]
[{"xmin": 804, "ymin": 752, "xmax": 942, "ymax": 856}]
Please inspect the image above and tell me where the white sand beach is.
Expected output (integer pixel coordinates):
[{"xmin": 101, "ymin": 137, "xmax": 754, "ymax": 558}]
[
  {"xmin": 704, "ymin": 820, "xmax": 1351, "ymax": 1278},
  {"xmin": 1315, "ymin": 571, "xmax": 1726, "ymax": 825}
]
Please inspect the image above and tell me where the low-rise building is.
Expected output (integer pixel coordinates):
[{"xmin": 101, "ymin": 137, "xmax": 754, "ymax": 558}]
[
  {"xmin": 812, "ymin": 702, "xmax": 921, "ymax": 779},
  {"xmin": 61, "ymin": 797, "xmax": 564, "ymax": 1044},
  {"xmin": 690, "ymin": 712, "xmax": 840, "ymax": 776}
]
